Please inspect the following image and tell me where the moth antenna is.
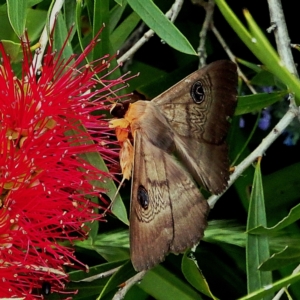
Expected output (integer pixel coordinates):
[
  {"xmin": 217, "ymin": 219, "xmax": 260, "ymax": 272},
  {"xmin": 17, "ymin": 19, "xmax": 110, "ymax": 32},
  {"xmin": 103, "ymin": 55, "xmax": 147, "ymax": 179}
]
[{"xmin": 103, "ymin": 177, "xmax": 126, "ymax": 216}]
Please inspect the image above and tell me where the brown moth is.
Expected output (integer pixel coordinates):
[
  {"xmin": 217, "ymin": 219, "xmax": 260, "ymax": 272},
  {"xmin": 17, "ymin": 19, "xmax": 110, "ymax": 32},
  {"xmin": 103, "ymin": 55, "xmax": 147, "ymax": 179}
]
[{"xmin": 109, "ymin": 60, "xmax": 238, "ymax": 271}]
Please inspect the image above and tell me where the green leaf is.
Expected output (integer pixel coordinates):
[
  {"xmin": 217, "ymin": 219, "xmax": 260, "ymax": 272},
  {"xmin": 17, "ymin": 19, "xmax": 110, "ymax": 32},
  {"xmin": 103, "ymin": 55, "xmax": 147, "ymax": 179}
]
[
  {"xmin": 53, "ymin": 13, "xmax": 73, "ymax": 61},
  {"xmin": 109, "ymin": 1, "xmax": 127, "ymax": 32},
  {"xmin": 97, "ymin": 260, "xmax": 136, "ymax": 299},
  {"xmin": 7, "ymin": 0, "xmax": 27, "ymax": 37},
  {"xmin": 93, "ymin": 0, "xmax": 110, "ymax": 59},
  {"xmin": 246, "ymin": 159, "xmax": 272, "ymax": 296},
  {"xmin": 236, "ymin": 58, "xmax": 262, "ymax": 73},
  {"xmin": 63, "ymin": 0, "xmax": 77, "ymax": 39},
  {"xmin": 28, "ymin": 0, "xmax": 43, "ymax": 6},
  {"xmin": 235, "ymin": 91, "xmax": 288, "ymax": 115},
  {"xmin": 264, "ymin": 162, "xmax": 300, "ymax": 206},
  {"xmin": 0, "ymin": 40, "xmax": 21, "ymax": 62},
  {"xmin": 250, "ymin": 70, "xmax": 281, "ymax": 87},
  {"xmin": 114, "ymin": 0, "xmax": 125, "ymax": 6},
  {"xmin": 181, "ymin": 252, "xmax": 217, "ymax": 299},
  {"xmin": 66, "ymin": 261, "xmax": 126, "ymax": 299},
  {"xmin": 139, "ymin": 265, "xmax": 203, "ymax": 300},
  {"xmin": 0, "ymin": 6, "xmax": 45, "ymax": 42},
  {"xmin": 238, "ymin": 271, "xmax": 300, "ymax": 300},
  {"xmin": 69, "ymin": 261, "xmax": 125, "ymax": 282},
  {"xmin": 249, "ymin": 202, "xmax": 300, "ymax": 234},
  {"xmin": 76, "ymin": 229, "xmax": 130, "ymax": 262},
  {"xmin": 26, "ymin": 8, "xmax": 47, "ymax": 41},
  {"xmin": 127, "ymin": 0, "xmax": 196, "ymax": 55},
  {"xmin": 93, "ymin": 231, "xmax": 130, "ymax": 262},
  {"xmin": 81, "ymin": 150, "xmax": 128, "ymax": 225},
  {"xmin": 204, "ymin": 220, "xmax": 246, "ymax": 248},
  {"xmin": 110, "ymin": 11, "xmax": 140, "ymax": 51},
  {"xmin": 65, "ymin": 122, "xmax": 129, "ymax": 225},
  {"xmin": 259, "ymin": 246, "xmax": 300, "ymax": 271}
]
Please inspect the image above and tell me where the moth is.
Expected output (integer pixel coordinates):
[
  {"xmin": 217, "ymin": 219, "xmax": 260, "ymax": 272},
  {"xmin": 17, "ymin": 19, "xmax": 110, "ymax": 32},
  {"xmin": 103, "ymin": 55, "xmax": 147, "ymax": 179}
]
[{"xmin": 110, "ymin": 60, "xmax": 238, "ymax": 271}]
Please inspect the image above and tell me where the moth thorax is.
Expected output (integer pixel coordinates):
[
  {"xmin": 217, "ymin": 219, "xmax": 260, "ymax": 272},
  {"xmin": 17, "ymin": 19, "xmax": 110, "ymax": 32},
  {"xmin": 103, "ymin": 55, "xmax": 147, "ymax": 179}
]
[
  {"xmin": 137, "ymin": 185, "xmax": 149, "ymax": 209},
  {"xmin": 190, "ymin": 80, "xmax": 205, "ymax": 104}
]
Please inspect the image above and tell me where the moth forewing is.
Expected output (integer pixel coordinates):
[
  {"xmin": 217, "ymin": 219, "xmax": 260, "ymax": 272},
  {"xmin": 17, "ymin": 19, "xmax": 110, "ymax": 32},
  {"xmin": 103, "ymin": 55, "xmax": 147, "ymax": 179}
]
[
  {"xmin": 130, "ymin": 130, "xmax": 174, "ymax": 271},
  {"xmin": 130, "ymin": 129, "xmax": 209, "ymax": 271}
]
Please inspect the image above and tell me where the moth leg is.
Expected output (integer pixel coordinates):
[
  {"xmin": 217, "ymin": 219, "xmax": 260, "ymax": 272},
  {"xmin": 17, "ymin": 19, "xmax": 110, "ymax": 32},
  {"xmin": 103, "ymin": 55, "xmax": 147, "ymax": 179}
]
[
  {"xmin": 109, "ymin": 118, "xmax": 130, "ymax": 130},
  {"xmin": 119, "ymin": 138, "xmax": 134, "ymax": 180},
  {"xmin": 104, "ymin": 119, "xmax": 134, "ymax": 215},
  {"xmin": 102, "ymin": 138, "xmax": 134, "ymax": 216}
]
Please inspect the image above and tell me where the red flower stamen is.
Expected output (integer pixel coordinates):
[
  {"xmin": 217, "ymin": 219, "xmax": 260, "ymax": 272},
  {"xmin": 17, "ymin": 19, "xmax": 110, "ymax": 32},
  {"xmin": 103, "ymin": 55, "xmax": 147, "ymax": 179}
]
[{"xmin": 0, "ymin": 26, "xmax": 129, "ymax": 299}]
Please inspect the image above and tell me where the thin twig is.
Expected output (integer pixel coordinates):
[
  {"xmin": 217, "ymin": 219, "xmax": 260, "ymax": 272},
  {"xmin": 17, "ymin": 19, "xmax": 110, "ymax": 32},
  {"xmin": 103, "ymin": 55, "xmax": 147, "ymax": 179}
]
[
  {"xmin": 118, "ymin": 23, "xmax": 146, "ymax": 59},
  {"xmin": 117, "ymin": 0, "xmax": 184, "ymax": 64},
  {"xmin": 191, "ymin": 0, "xmax": 215, "ymax": 67},
  {"xmin": 112, "ymin": 270, "xmax": 147, "ymax": 300},
  {"xmin": 272, "ymin": 264, "xmax": 300, "ymax": 300},
  {"xmin": 266, "ymin": 3, "xmax": 300, "ymax": 298},
  {"xmin": 33, "ymin": 0, "xmax": 65, "ymax": 71},
  {"xmin": 72, "ymin": 266, "xmax": 121, "ymax": 282},
  {"xmin": 267, "ymin": 0, "xmax": 298, "ymax": 77},
  {"xmin": 267, "ymin": 0, "xmax": 298, "ymax": 121},
  {"xmin": 211, "ymin": 24, "xmax": 258, "ymax": 95},
  {"xmin": 208, "ymin": 105, "xmax": 298, "ymax": 208}
]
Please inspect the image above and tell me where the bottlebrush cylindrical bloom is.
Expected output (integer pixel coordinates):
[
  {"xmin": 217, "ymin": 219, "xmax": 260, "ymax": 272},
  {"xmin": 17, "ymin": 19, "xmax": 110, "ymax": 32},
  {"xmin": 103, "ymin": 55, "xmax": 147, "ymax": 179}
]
[{"xmin": 0, "ymin": 27, "xmax": 128, "ymax": 299}]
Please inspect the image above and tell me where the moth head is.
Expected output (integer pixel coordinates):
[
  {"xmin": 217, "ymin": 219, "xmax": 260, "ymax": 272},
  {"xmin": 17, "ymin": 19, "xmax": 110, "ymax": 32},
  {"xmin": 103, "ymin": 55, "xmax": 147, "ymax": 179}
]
[
  {"xmin": 110, "ymin": 100, "xmax": 133, "ymax": 118},
  {"xmin": 110, "ymin": 89, "xmax": 148, "ymax": 118}
]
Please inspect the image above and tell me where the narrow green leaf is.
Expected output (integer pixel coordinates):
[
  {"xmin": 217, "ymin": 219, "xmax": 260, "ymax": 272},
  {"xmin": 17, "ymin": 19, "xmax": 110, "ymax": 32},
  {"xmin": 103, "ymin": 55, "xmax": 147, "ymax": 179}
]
[
  {"xmin": 246, "ymin": 159, "xmax": 272, "ymax": 296},
  {"xmin": 127, "ymin": 0, "xmax": 197, "ymax": 55},
  {"xmin": 236, "ymin": 58, "xmax": 262, "ymax": 73},
  {"xmin": 235, "ymin": 91, "xmax": 288, "ymax": 116},
  {"xmin": 98, "ymin": 260, "xmax": 136, "ymax": 299},
  {"xmin": 93, "ymin": 0, "xmax": 110, "ymax": 59},
  {"xmin": 28, "ymin": 0, "xmax": 43, "ymax": 5},
  {"xmin": 63, "ymin": 0, "xmax": 77, "ymax": 39},
  {"xmin": 181, "ymin": 252, "xmax": 217, "ymax": 299},
  {"xmin": 66, "ymin": 123, "xmax": 129, "ymax": 225},
  {"xmin": 139, "ymin": 265, "xmax": 203, "ymax": 300},
  {"xmin": 238, "ymin": 271, "xmax": 300, "ymax": 300},
  {"xmin": 204, "ymin": 220, "xmax": 246, "ymax": 248},
  {"xmin": 92, "ymin": 0, "xmax": 122, "ymax": 79},
  {"xmin": 69, "ymin": 261, "xmax": 125, "ymax": 282},
  {"xmin": 0, "ymin": 40, "xmax": 21, "ymax": 62},
  {"xmin": 250, "ymin": 70, "xmax": 282, "ymax": 87},
  {"xmin": 26, "ymin": 8, "xmax": 47, "ymax": 41},
  {"xmin": 66, "ymin": 261, "xmax": 126, "ymax": 298},
  {"xmin": 249, "ymin": 202, "xmax": 300, "ymax": 234},
  {"xmin": 259, "ymin": 246, "xmax": 300, "ymax": 271},
  {"xmin": 53, "ymin": 13, "xmax": 73, "ymax": 61},
  {"xmin": 109, "ymin": 1, "xmax": 127, "ymax": 32},
  {"xmin": 76, "ymin": 229, "xmax": 130, "ymax": 262},
  {"xmin": 7, "ymin": 0, "xmax": 27, "ymax": 37},
  {"xmin": 80, "ymin": 148, "xmax": 129, "ymax": 225},
  {"xmin": 110, "ymin": 11, "xmax": 140, "ymax": 51},
  {"xmin": 114, "ymin": 0, "xmax": 125, "ymax": 5},
  {"xmin": 75, "ymin": 0, "xmax": 85, "ymax": 54},
  {"xmin": 264, "ymin": 163, "xmax": 300, "ymax": 211}
]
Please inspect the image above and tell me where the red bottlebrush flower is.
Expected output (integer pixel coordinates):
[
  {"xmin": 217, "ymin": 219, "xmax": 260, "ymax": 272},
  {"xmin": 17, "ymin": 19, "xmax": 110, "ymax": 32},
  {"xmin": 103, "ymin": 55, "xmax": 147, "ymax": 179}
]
[{"xmin": 0, "ymin": 27, "xmax": 128, "ymax": 299}]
